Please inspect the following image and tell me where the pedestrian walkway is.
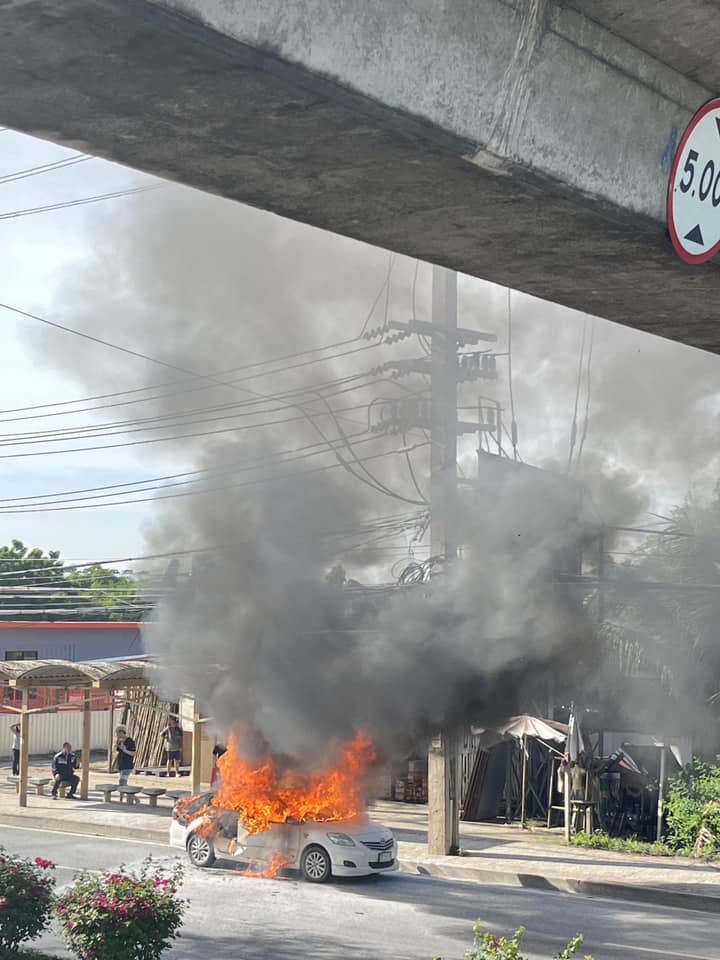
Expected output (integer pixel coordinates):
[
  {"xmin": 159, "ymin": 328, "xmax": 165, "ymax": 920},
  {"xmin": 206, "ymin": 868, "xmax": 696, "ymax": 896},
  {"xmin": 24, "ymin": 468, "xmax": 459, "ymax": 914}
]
[
  {"xmin": 1, "ymin": 768, "xmax": 718, "ymax": 912},
  {"xmin": 371, "ymin": 800, "xmax": 720, "ymax": 912}
]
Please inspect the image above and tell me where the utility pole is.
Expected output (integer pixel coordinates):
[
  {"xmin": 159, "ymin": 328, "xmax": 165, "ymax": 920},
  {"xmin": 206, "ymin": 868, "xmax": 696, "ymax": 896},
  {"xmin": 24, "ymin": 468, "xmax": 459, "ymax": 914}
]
[{"xmin": 427, "ymin": 265, "xmax": 460, "ymax": 856}]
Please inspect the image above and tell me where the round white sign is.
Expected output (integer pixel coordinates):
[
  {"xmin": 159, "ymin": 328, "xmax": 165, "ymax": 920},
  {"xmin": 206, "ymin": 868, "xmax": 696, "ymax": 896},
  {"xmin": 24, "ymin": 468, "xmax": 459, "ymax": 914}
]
[{"xmin": 668, "ymin": 97, "xmax": 720, "ymax": 264}]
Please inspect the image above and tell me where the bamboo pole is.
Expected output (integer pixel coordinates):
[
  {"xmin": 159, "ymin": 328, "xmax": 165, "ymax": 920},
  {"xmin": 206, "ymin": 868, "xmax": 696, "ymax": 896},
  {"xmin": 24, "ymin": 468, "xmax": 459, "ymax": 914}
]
[
  {"xmin": 520, "ymin": 735, "xmax": 528, "ymax": 828},
  {"xmin": 18, "ymin": 688, "xmax": 29, "ymax": 808}
]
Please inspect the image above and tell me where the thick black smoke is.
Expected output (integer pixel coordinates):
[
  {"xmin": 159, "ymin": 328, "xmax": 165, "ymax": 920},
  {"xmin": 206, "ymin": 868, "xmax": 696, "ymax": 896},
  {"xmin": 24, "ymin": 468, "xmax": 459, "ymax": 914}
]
[{"xmin": 30, "ymin": 183, "xmax": 720, "ymax": 758}]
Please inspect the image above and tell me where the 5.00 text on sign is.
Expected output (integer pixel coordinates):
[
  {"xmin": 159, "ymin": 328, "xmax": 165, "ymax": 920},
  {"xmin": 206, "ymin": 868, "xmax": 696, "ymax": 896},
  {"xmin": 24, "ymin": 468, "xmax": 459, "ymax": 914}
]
[{"xmin": 668, "ymin": 97, "xmax": 720, "ymax": 264}]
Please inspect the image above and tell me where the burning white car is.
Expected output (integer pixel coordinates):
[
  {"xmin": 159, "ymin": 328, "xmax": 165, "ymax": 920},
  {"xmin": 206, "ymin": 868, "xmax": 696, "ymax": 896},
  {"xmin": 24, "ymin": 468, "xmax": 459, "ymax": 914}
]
[{"xmin": 169, "ymin": 793, "xmax": 398, "ymax": 882}]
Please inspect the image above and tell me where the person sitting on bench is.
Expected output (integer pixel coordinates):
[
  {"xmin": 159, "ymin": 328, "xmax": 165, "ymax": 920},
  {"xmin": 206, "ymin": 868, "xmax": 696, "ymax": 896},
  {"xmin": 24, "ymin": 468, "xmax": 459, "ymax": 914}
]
[{"xmin": 51, "ymin": 742, "xmax": 79, "ymax": 799}]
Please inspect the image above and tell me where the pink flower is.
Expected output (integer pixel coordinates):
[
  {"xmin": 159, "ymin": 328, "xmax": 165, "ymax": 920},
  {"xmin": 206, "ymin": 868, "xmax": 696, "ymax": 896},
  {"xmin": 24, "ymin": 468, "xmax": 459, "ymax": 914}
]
[{"xmin": 34, "ymin": 857, "xmax": 55, "ymax": 870}]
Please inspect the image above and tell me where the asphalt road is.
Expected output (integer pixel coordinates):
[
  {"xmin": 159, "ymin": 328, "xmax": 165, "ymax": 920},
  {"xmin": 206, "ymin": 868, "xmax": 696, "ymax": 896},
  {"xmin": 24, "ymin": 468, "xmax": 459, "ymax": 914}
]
[{"xmin": 4, "ymin": 824, "xmax": 718, "ymax": 960}]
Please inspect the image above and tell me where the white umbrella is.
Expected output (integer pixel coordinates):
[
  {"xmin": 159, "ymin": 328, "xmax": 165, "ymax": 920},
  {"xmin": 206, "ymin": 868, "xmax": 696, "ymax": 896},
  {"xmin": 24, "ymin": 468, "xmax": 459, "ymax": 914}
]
[
  {"xmin": 470, "ymin": 716, "xmax": 568, "ymax": 826},
  {"xmin": 563, "ymin": 702, "xmax": 585, "ymax": 841},
  {"xmin": 565, "ymin": 703, "xmax": 585, "ymax": 762}
]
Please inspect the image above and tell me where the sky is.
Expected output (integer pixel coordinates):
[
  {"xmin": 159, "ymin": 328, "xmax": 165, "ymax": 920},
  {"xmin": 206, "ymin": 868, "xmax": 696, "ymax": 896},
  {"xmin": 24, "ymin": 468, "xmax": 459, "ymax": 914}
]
[
  {"xmin": 0, "ymin": 128, "xmax": 718, "ymax": 573},
  {"xmin": 0, "ymin": 131, "xmax": 185, "ymax": 561}
]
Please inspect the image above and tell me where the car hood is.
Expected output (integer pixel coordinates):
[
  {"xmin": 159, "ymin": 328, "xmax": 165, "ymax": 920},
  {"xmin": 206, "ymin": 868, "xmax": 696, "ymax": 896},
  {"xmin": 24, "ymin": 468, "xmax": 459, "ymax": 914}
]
[{"xmin": 306, "ymin": 817, "xmax": 393, "ymax": 841}]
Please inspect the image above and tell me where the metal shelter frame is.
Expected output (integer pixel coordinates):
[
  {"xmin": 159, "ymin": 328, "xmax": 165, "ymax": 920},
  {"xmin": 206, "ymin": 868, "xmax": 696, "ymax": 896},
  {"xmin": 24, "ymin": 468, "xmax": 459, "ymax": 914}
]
[{"xmin": 0, "ymin": 659, "xmax": 205, "ymax": 806}]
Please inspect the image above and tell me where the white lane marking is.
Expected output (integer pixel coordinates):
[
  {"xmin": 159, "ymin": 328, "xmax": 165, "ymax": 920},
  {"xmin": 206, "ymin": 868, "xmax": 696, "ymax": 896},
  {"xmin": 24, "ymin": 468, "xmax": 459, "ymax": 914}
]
[{"xmin": 0, "ymin": 822, "xmax": 168, "ymax": 847}]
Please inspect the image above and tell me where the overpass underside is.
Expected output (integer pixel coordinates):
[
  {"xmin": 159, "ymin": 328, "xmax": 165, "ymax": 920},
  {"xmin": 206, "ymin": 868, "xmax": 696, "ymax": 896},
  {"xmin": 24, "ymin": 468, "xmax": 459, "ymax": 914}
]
[{"xmin": 1, "ymin": 0, "xmax": 719, "ymax": 350}]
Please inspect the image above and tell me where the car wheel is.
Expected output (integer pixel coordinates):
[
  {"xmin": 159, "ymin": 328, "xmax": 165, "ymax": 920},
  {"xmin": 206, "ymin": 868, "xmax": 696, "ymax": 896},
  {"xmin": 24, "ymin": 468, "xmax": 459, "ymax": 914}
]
[
  {"xmin": 187, "ymin": 832, "xmax": 216, "ymax": 868},
  {"xmin": 301, "ymin": 844, "xmax": 331, "ymax": 883}
]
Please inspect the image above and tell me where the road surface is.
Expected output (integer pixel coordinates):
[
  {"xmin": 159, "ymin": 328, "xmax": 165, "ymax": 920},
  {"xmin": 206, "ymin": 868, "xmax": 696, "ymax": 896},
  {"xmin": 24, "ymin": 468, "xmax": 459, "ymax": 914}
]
[{"xmin": 4, "ymin": 824, "xmax": 717, "ymax": 960}]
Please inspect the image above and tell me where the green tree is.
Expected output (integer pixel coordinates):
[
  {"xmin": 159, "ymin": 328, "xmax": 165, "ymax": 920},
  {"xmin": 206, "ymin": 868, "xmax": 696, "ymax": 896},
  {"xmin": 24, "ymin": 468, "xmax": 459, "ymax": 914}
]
[
  {"xmin": 0, "ymin": 539, "xmax": 64, "ymax": 585},
  {"xmin": 0, "ymin": 540, "xmax": 151, "ymax": 622}
]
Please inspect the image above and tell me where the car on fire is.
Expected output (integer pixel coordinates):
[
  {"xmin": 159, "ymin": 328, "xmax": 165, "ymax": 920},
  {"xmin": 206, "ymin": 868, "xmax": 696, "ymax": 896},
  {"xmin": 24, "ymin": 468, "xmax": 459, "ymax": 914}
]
[{"xmin": 170, "ymin": 793, "xmax": 398, "ymax": 882}]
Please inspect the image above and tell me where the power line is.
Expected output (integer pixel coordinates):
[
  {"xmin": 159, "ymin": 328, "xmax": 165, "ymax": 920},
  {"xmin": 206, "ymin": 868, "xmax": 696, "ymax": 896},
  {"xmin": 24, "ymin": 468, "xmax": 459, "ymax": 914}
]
[
  {"xmin": 0, "ymin": 443, "xmax": 430, "ymax": 513},
  {"xmin": 0, "ymin": 336, "xmax": 369, "ymax": 420},
  {"xmin": 0, "ymin": 401, "xmax": 373, "ymax": 460},
  {"xmin": 2, "ymin": 280, "xmax": 425, "ymax": 505},
  {"xmin": 0, "ymin": 374, "xmax": 374, "ymax": 445},
  {"xmin": 0, "ymin": 183, "xmax": 162, "ymax": 220},
  {"xmin": 0, "ymin": 510, "xmax": 427, "ymax": 578},
  {"xmin": 573, "ymin": 318, "xmax": 595, "ymax": 476},
  {"xmin": 0, "ymin": 155, "xmax": 91, "ymax": 185},
  {"xmin": 0, "ymin": 431, "xmax": 380, "ymax": 508},
  {"xmin": 0, "ymin": 431, "xmax": 377, "ymax": 505},
  {"xmin": 567, "ymin": 316, "xmax": 588, "ymax": 473}
]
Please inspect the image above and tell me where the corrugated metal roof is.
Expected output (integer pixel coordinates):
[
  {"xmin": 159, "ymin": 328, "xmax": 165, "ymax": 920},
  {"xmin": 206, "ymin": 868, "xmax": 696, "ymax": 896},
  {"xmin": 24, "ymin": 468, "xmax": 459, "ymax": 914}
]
[{"xmin": 0, "ymin": 658, "xmax": 151, "ymax": 688}]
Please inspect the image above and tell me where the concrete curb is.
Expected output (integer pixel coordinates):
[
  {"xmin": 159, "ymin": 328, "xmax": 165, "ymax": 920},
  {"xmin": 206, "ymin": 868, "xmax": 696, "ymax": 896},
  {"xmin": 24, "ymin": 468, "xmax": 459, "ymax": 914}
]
[
  {"xmin": 398, "ymin": 857, "xmax": 720, "ymax": 914},
  {"xmin": 0, "ymin": 813, "xmax": 167, "ymax": 845},
  {"xmin": 3, "ymin": 813, "xmax": 718, "ymax": 914}
]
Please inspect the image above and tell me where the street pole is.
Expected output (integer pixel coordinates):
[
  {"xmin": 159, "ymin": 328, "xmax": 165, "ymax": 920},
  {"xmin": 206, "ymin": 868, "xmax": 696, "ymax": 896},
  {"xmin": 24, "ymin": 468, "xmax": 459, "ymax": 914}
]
[{"xmin": 427, "ymin": 265, "xmax": 460, "ymax": 856}]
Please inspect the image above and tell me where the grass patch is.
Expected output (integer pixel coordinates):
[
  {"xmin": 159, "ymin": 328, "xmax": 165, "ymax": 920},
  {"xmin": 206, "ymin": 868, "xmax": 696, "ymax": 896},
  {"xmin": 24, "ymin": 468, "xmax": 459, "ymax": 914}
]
[{"xmin": 570, "ymin": 832, "xmax": 675, "ymax": 857}]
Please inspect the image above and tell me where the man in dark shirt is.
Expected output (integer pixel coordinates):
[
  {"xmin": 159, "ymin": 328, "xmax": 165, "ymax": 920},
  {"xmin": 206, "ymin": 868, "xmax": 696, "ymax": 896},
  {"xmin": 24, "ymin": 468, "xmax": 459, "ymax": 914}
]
[
  {"xmin": 51, "ymin": 742, "xmax": 79, "ymax": 799},
  {"xmin": 115, "ymin": 724, "xmax": 137, "ymax": 785}
]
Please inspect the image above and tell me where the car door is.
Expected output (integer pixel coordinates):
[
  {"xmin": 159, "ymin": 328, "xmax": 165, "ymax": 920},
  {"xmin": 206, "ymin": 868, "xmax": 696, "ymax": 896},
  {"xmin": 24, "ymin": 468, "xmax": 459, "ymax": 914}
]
[{"xmin": 234, "ymin": 822, "xmax": 298, "ymax": 864}]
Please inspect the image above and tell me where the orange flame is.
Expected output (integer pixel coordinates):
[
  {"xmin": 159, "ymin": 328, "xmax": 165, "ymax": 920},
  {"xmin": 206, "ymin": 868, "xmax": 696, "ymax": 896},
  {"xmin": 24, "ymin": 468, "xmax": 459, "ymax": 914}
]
[
  {"xmin": 177, "ymin": 732, "xmax": 377, "ymax": 880},
  {"xmin": 236, "ymin": 852, "xmax": 291, "ymax": 879},
  {"xmin": 213, "ymin": 732, "xmax": 377, "ymax": 835}
]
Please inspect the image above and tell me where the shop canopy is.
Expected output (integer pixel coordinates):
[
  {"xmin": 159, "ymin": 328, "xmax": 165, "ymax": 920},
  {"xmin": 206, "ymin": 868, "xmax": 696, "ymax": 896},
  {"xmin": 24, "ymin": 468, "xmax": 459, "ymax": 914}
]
[
  {"xmin": 0, "ymin": 658, "xmax": 153, "ymax": 809},
  {"xmin": 0, "ymin": 658, "xmax": 151, "ymax": 689}
]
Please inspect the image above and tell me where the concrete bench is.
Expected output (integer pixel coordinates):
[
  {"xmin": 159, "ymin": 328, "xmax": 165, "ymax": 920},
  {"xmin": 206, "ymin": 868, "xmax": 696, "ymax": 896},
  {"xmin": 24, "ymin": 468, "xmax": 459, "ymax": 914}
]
[
  {"xmin": 165, "ymin": 789, "xmax": 191, "ymax": 803},
  {"xmin": 140, "ymin": 787, "xmax": 167, "ymax": 808},
  {"xmin": 118, "ymin": 785, "xmax": 142, "ymax": 805},
  {"xmin": 7, "ymin": 775, "xmax": 19, "ymax": 794},
  {"xmin": 29, "ymin": 778, "xmax": 51, "ymax": 796},
  {"xmin": 54, "ymin": 780, "xmax": 76, "ymax": 799},
  {"xmin": 97, "ymin": 783, "xmax": 119, "ymax": 803}
]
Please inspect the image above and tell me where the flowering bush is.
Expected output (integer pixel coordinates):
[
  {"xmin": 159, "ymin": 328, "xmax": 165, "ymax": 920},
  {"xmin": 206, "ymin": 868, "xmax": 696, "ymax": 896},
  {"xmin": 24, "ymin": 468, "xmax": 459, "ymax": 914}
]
[
  {"xmin": 56, "ymin": 858, "xmax": 185, "ymax": 960},
  {"xmin": 435, "ymin": 922, "xmax": 592, "ymax": 960},
  {"xmin": 0, "ymin": 847, "xmax": 56, "ymax": 951}
]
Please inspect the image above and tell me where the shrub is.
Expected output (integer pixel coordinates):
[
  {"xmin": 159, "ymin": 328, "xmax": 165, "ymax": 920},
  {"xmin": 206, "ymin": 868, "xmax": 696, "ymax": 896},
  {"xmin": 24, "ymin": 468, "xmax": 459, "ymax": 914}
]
[
  {"xmin": 55, "ymin": 858, "xmax": 185, "ymax": 960},
  {"xmin": 665, "ymin": 759, "xmax": 720, "ymax": 855},
  {"xmin": 435, "ymin": 922, "xmax": 592, "ymax": 960},
  {"xmin": 0, "ymin": 848, "xmax": 56, "ymax": 952}
]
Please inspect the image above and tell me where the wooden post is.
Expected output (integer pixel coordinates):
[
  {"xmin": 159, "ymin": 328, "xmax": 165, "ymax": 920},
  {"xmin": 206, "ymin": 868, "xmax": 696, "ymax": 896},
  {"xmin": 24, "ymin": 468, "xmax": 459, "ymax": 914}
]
[
  {"xmin": 520, "ymin": 735, "xmax": 528, "ymax": 828},
  {"xmin": 18, "ymin": 688, "xmax": 30, "ymax": 808},
  {"xmin": 81, "ymin": 689, "xmax": 92, "ymax": 800},
  {"xmin": 190, "ymin": 699, "xmax": 201, "ymax": 795},
  {"xmin": 107, "ymin": 697, "xmax": 116, "ymax": 773}
]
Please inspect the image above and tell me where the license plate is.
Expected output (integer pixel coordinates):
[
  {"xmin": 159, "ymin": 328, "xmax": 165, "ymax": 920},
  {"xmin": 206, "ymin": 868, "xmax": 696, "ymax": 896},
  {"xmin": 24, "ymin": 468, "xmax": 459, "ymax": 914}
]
[{"xmin": 378, "ymin": 851, "xmax": 392, "ymax": 863}]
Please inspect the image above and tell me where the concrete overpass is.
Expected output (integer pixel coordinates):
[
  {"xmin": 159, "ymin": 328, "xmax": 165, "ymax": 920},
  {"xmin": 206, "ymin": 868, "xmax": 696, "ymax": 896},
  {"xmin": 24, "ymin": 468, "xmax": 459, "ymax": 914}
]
[{"xmin": 1, "ymin": 1, "xmax": 720, "ymax": 351}]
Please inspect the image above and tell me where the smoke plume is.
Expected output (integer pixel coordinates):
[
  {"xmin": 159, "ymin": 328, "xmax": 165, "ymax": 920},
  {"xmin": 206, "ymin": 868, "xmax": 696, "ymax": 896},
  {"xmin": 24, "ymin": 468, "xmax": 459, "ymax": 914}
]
[{"xmin": 31, "ymin": 183, "xmax": 720, "ymax": 758}]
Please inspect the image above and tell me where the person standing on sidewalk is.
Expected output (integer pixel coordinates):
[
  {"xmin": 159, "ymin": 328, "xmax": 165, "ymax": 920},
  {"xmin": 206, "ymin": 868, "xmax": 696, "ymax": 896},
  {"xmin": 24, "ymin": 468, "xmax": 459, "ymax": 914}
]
[
  {"xmin": 159, "ymin": 716, "xmax": 183, "ymax": 778},
  {"xmin": 51, "ymin": 742, "xmax": 79, "ymax": 799},
  {"xmin": 115, "ymin": 725, "xmax": 137, "ymax": 786},
  {"xmin": 10, "ymin": 723, "xmax": 21, "ymax": 776}
]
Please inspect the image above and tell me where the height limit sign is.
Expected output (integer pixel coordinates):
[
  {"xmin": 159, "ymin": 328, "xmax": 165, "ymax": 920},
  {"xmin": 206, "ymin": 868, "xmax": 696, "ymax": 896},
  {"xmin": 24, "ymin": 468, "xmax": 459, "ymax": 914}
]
[{"xmin": 668, "ymin": 98, "xmax": 720, "ymax": 264}]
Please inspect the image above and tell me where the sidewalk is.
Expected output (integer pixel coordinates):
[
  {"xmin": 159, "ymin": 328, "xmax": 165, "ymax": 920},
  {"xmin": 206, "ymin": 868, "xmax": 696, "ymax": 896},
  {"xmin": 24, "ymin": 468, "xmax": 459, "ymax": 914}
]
[
  {"xmin": 1, "ymin": 768, "xmax": 719, "ymax": 913},
  {"xmin": 372, "ymin": 800, "xmax": 720, "ymax": 913}
]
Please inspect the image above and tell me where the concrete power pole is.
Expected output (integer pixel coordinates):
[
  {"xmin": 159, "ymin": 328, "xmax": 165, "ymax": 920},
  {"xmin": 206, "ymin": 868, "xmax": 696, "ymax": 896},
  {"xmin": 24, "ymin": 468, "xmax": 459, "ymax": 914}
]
[{"xmin": 427, "ymin": 264, "xmax": 460, "ymax": 856}]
